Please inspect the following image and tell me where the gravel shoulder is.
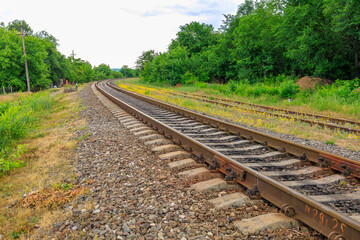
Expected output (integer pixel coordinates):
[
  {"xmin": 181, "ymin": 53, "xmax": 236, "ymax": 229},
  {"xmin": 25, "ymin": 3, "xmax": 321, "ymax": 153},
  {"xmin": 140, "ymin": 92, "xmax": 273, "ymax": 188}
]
[{"xmin": 43, "ymin": 83, "xmax": 324, "ymax": 240}]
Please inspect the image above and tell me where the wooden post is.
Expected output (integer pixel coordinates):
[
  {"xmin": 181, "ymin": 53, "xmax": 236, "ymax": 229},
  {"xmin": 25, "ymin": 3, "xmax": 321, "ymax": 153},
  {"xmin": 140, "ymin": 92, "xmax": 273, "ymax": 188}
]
[{"xmin": 19, "ymin": 27, "xmax": 31, "ymax": 92}]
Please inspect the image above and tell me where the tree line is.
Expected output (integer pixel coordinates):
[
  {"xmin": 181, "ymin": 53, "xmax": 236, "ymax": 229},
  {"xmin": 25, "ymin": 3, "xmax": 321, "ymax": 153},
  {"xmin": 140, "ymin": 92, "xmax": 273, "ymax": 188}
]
[
  {"xmin": 0, "ymin": 20, "xmax": 138, "ymax": 92},
  {"xmin": 138, "ymin": 0, "xmax": 360, "ymax": 85}
]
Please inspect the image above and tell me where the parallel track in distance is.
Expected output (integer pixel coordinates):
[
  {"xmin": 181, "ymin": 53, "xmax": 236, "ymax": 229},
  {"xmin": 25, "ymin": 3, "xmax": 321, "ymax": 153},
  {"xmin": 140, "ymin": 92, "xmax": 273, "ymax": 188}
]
[{"xmin": 116, "ymin": 82, "xmax": 360, "ymax": 134}]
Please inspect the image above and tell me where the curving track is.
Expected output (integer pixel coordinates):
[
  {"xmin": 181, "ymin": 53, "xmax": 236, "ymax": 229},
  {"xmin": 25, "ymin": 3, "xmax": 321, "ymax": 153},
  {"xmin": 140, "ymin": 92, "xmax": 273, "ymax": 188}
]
[{"xmin": 96, "ymin": 80, "xmax": 360, "ymax": 240}]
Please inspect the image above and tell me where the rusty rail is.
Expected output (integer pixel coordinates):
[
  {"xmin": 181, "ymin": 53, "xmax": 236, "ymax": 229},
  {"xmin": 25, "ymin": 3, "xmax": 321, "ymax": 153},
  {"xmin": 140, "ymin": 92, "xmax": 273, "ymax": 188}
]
[
  {"xmin": 178, "ymin": 90, "xmax": 360, "ymax": 127},
  {"xmin": 169, "ymin": 92, "xmax": 360, "ymax": 134},
  {"xmin": 116, "ymin": 82, "xmax": 360, "ymax": 134},
  {"xmin": 96, "ymin": 81, "xmax": 360, "ymax": 239},
  {"xmin": 109, "ymin": 81, "xmax": 360, "ymax": 179}
]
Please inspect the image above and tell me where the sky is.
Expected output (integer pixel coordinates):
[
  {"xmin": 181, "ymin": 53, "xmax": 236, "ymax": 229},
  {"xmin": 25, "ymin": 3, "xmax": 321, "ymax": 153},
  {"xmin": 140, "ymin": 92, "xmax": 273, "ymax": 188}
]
[{"xmin": 0, "ymin": 0, "xmax": 241, "ymax": 68}]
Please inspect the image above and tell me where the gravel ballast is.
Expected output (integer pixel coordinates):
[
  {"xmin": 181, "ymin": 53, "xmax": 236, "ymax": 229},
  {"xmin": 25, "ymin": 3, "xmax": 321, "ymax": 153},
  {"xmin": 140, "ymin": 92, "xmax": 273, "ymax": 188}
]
[{"xmin": 43, "ymin": 83, "xmax": 324, "ymax": 239}]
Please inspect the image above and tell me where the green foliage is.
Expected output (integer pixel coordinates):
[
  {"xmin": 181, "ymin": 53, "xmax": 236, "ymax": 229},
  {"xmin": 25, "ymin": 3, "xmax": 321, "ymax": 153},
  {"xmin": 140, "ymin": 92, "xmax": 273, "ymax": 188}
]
[
  {"xmin": 0, "ymin": 92, "xmax": 54, "ymax": 174},
  {"xmin": 53, "ymin": 182, "xmax": 73, "ymax": 191},
  {"xmin": 169, "ymin": 22, "xmax": 218, "ymax": 56},
  {"xmin": 138, "ymin": 0, "xmax": 360, "ymax": 85},
  {"xmin": 325, "ymin": 139, "xmax": 335, "ymax": 145},
  {"xmin": 279, "ymin": 80, "xmax": 300, "ymax": 98},
  {"xmin": 78, "ymin": 133, "xmax": 91, "ymax": 141},
  {"xmin": 0, "ymin": 20, "xmax": 98, "ymax": 90},
  {"xmin": 7, "ymin": 19, "xmax": 33, "ymax": 35},
  {"xmin": 226, "ymin": 80, "xmax": 238, "ymax": 94},
  {"xmin": 181, "ymin": 72, "xmax": 199, "ymax": 85},
  {"xmin": 141, "ymin": 46, "xmax": 190, "ymax": 85},
  {"xmin": 0, "ymin": 145, "xmax": 27, "ymax": 176},
  {"xmin": 136, "ymin": 50, "xmax": 158, "ymax": 71},
  {"xmin": 0, "ymin": 26, "xmax": 50, "ymax": 91}
]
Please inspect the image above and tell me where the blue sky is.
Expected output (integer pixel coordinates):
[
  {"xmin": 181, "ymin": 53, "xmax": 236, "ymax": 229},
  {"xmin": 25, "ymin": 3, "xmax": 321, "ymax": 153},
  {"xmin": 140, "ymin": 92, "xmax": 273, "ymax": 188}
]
[{"xmin": 1, "ymin": 0, "xmax": 241, "ymax": 68}]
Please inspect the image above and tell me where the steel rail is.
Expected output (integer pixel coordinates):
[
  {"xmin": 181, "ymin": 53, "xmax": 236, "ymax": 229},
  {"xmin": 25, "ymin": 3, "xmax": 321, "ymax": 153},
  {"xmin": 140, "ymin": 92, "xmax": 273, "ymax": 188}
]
[
  {"xmin": 177, "ymin": 90, "xmax": 360, "ymax": 127},
  {"xmin": 96, "ymin": 81, "xmax": 360, "ymax": 240},
  {"xmin": 109, "ymin": 81, "xmax": 360, "ymax": 179},
  {"xmin": 118, "ymin": 83, "xmax": 360, "ymax": 134},
  {"xmin": 170, "ymin": 92, "xmax": 360, "ymax": 134}
]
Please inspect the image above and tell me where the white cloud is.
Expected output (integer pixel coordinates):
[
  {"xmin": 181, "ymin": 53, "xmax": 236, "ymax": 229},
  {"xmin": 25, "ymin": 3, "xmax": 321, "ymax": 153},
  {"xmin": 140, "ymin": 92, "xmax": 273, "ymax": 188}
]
[{"xmin": 0, "ymin": 0, "xmax": 240, "ymax": 68}]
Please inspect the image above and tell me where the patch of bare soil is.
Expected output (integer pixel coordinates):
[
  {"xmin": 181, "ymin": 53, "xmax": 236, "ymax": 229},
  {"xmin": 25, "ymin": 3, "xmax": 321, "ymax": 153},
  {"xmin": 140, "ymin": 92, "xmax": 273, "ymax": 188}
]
[{"xmin": 296, "ymin": 76, "xmax": 331, "ymax": 90}]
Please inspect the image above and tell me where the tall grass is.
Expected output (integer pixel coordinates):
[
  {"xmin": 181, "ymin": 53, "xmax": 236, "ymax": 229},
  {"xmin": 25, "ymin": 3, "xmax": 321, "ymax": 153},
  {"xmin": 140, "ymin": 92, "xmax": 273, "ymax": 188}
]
[
  {"xmin": 0, "ymin": 92, "xmax": 54, "ymax": 175},
  {"xmin": 120, "ymin": 77, "xmax": 360, "ymax": 119}
]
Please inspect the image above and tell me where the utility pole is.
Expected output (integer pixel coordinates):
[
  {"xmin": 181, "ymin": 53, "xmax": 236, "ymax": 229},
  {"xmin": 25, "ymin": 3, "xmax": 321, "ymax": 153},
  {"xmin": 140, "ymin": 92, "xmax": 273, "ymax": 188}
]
[
  {"xmin": 71, "ymin": 50, "xmax": 76, "ymax": 63},
  {"xmin": 19, "ymin": 27, "xmax": 31, "ymax": 92},
  {"xmin": 70, "ymin": 50, "xmax": 76, "ymax": 85}
]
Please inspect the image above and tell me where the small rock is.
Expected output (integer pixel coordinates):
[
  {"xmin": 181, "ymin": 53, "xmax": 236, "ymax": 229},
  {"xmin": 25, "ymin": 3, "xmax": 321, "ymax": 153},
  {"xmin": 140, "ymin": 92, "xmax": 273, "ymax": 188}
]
[
  {"xmin": 72, "ymin": 210, "xmax": 82, "ymax": 216},
  {"xmin": 123, "ymin": 223, "xmax": 131, "ymax": 233},
  {"xmin": 245, "ymin": 207, "xmax": 253, "ymax": 213},
  {"xmin": 169, "ymin": 221, "xmax": 177, "ymax": 228}
]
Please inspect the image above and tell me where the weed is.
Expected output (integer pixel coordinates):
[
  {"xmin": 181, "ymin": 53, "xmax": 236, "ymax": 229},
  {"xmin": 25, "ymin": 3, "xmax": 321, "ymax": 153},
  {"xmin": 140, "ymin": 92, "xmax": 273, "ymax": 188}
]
[
  {"xmin": 325, "ymin": 139, "xmax": 336, "ymax": 145},
  {"xmin": 53, "ymin": 182, "xmax": 73, "ymax": 191},
  {"xmin": 10, "ymin": 228, "xmax": 26, "ymax": 239},
  {"xmin": 0, "ymin": 92, "xmax": 54, "ymax": 174},
  {"xmin": 78, "ymin": 133, "xmax": 91, "ymax": 141},
  {"xmin": 114, "ymin": 79, "xmax": 360, "ymax": 151},
  {"xmin": 0, "ymin": 144, "xmax": 27, "ymax": 176}
]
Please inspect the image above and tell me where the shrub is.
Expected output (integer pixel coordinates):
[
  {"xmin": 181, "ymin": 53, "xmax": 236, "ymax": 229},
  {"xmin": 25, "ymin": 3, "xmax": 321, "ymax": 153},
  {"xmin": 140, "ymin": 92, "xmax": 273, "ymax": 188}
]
[
  {"xmin": 226, "ymin": 80, "xmax": 238, "ymax": 94},
  {"xmin": 0, "ymin": 92, "xmax": 54, "ymax": 174},
  {"xmin": 279, "ymin": 80, "xmax": 299, "ymax": 98},
  {"xmin": 181, "ymin": 71, "xmax": 199, "ymax": 85}
]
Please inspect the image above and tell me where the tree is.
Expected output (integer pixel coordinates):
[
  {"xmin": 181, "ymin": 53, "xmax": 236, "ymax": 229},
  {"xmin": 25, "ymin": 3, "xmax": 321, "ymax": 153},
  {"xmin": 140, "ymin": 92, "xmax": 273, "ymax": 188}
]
[
  {"xmin": 138, "ymin": 0, "xmax": 360, "ymax": 84},
  {"xmin": 121, "ymin": 65, "xmax": 129, "ymax": 77},
  {"xmin": 68, "ymin": 58, "xmax": 94, "ymax": 83},
  {"xmin": 325, "ymin": 0, "xmax": 360, "ymax": 77},
  {"xmin": 35, "ymin": 30, "xmax": 58, "ymax": 46},
  {"xmin": 169, "ymin": 22, "xmax": 218, "ymax": 56},
  {"xmin": 0, "ymin": 26, "xmax": 50, "ymax": 91},
  {"xmin": 7, "ymin": 20, "xmax": 33, "ymax": 35},
  {"xmin": 232, "ymin": 2, "xmax": 284, "ymax": 80},
  {"xmin": 135, "ymin": 50, "xmax": 158, "ymax": 71},
  {"xmin": 236, "ymin": 0, "xmax": 256, "ymax": 17}
]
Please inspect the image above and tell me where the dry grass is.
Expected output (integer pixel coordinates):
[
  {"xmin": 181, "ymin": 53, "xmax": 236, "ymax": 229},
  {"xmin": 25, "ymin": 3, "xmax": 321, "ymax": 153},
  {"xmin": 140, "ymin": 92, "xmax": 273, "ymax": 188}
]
[
  {"xmin": 117, "ymin": 83, "xmax": 360, "ymax": 152},
  {"xmin": 0, "ymin": 90, "xmax": 86, "ymax": 239},
  {"xmin": 0, "ymin": 92, "xmax": 33, "ymax": 103}
]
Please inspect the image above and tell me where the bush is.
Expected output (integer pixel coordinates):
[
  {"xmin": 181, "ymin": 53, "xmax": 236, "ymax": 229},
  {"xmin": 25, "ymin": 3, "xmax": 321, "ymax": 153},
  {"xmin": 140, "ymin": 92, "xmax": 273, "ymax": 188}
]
[
  {"xmin": 181, "ymin": 72, "xmax": 199, "ymax": 85},
  {"xmin": 226, "ymin": 80, "xmax": 238, "ymax": 94},
  {"xmin": 0, "ymin": 92, "xmax": 54, "ymax": 174},
  {"xmin": 279, "ymin": 80, "xmax": 300, "ymax": 98}
]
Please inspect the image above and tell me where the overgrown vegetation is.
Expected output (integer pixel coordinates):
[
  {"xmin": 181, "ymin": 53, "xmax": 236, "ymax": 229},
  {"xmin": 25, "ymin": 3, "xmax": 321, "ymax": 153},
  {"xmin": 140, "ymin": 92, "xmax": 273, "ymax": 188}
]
[
  {"xmin": 0, "ymin": 92, "xmax": 54, "ymax": 175},
  {"xmin": 0, "ymin": 89, "xmax": 86, "ymax": 239},
  {"xmin": 138, "ymin": 0, "xmax": 360, "ymax": 85},
  {"xmin": 116, "ymin": 79, "xmax": 360, "ymax": 151},
  {"xmin": 119, "ymin": 77, "xmax": 360, "ymax": 120}
]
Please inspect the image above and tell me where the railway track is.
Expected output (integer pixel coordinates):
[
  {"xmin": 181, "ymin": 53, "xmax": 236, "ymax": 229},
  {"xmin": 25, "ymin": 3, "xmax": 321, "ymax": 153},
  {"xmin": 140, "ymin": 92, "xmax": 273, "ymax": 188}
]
[
  {"xmin": 95, "ymin": 80, "xmax": 360, "ymax": 239},
  {"xmin": 115, "ymin": 82, "xmax": 360, "ymax": 134}
]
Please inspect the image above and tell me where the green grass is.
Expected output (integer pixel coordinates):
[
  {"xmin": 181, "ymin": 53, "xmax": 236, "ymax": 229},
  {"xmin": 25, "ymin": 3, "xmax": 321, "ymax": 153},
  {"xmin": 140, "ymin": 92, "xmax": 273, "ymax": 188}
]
[
  {"xmin": 0, "ymin": 92, "xmax": 54, "ymax": 175},
  {"xmin": 117, "ymin": 77, "xmax": 360, "ymax": 120},
  {"xmin": 78, "ymin": 133, "xmax": 91, "ymax": 141},
  {"xmin": 325, "ymin": 139, "xmax": 336, "ymax": 145}
]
